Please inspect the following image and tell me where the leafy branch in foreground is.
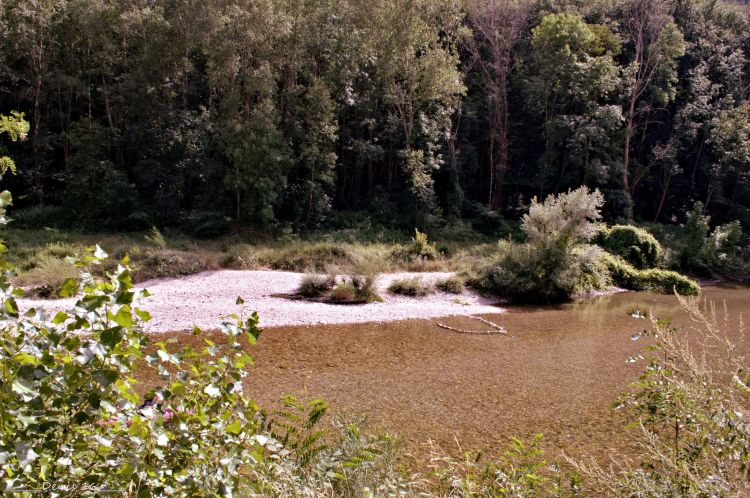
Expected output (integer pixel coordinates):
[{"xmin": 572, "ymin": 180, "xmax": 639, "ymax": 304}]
[{"xmin": 0, "ymin": 249, "xmax": 405, "ymax": 496}]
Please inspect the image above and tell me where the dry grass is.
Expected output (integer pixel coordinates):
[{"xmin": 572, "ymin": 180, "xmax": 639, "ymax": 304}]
[{"xmin": 5, "ymin": 227, "xmax": 493, "ymax": 294}]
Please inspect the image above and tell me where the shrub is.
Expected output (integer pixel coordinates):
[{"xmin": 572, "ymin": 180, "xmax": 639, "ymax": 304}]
[
  {"xmin": 388, "ymin": 277, "xmax": 431, "ymax": 296},
  {"xmin": 595, "ymin": 225, "xmax": 662, "ymax": 269},
  {"xmin": 574, "ymin": 245, "xmax": 611, "ymax": 292},
  {"xmin": 472, "ymin": 241, "xmax": 581, "ymax": 303},
  {"xmin": 392, "ymin": 229, "xmax": 439, "ymax": 262},
  {"xmin": 435, "ymin": 275, "xmax": 465, "ymax": 294},
  {"xmin": 145, "ymin": 226, "xmax": 167, "ymax": 249},
  {"xmin": 522, "ymin": 186, "xmax": 604, "ymax": 250},
  {"xmin": 1, "ymin": 249, "xmax": 268, "ymax": 495},
  {"xmin": 329, "ymin": 281, "xmax": 360, "ymax": 302},
  {"xmin": 424, "ymin": 434, "xmax": 571, "ymax": 496},
  {"xmin": 683, "ymin": 201, "xmax": 712, "ymax": 269},
  {"xmin": 329, "ymin": 271, "xmax": 381, "ymax": 304},
  {"xmin": 473, "ymin": 187, "xmax": 606, "ymax": 303},
  {"xmin": 297, "ymin": 273, "xmax": 336, "ymax": 298},
  {"xmin": 602, "ymin": 252, "xmax": 700, "ymax": 295}
]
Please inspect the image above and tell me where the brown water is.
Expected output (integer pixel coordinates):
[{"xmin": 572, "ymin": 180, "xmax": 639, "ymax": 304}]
[{"xmin": 157, "ymin": 284, "xmax": 750, "ymax": 465}]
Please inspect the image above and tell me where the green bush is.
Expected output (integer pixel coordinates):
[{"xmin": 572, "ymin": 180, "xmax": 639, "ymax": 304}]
[
  {"xmin": 392, "ymin": 229, "xmax": 439, "ymax": 262},
  {"xmin": 1, "ymin": 249, "xmax": 266, "ymax": 495},
  {"xmin": 472, "ymin": 187, "xmax": 606, "ymax": 303},
  {"xmin": 602, "ymin": 252, "xmax": 700, "ymax": 295},
  {"xmin": 472, "ymin": 241, "xmax": 582, "ymax": 303},
  {"xmin": 297, "ymin": 273, "xmax": 336, "ymax": 297},
  {"xmin": 574, "ymin": 245, "xmax": 612, "ymax": 292},
  {"xmin": 388, "ymin": 276, "xmax": 432, "ymax": 296},
  {"xmin": 595, "ymin": 225, "xmax": 662, "ymax": 269},
  {"xmin": 435, "ymin": 275, "xmax": 465, "ymax": 294}
]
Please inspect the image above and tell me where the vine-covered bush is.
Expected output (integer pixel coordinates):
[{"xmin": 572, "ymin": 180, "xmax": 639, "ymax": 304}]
[
  {"xmin": 602, "ymin": 252, "xmax": 700, "ymax": 295},
  {"xmin": 595, "ymin": 225, "xmax": 662, "ymax": 269}
]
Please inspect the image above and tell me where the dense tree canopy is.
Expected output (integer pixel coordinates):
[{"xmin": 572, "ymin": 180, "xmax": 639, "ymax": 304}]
[{"xmin": 1, "ymin": 0, "xmax": 749, "ymax": 232}]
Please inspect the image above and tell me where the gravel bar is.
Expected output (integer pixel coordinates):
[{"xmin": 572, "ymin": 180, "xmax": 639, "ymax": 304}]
[{"xmin": 19, "ymin": 270, "xmax": 505, "ymax": 332}]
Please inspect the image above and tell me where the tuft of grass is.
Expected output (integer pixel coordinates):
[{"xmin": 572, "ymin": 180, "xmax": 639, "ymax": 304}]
[
  {"xmin": 15, "ymin": 255, "xmax": 80, "ymax": 297},
  {"xmin": 132, "ymin": 250, "xmax": 210, "ymax": 282},
  {"xmin": 297, "ymin": 273, "xmax": 336, "ymax": 298},
  {"xmin": 328, "ymin": 271, "xmax": 382, "ymax": 303},
  {"xmin": 388, "ymin": 277, "xmax": 432, "ymax": 297},
  {"xmin": 435, "ymin": 275, "xmax": 465, "ymax": 294}
]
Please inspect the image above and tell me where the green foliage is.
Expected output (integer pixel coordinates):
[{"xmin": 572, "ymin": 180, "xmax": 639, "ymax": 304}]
[
  {"xmin": 474, "ymin": 188, "xmax": 607, "ymax": 303},
  {"xmin": 388, "ymin": 276, "xmax": 432, "ymax": 297},
  {"xmin": 145, "ymin": 226, "xmax": 167, "ymax": 249},
  {"xmin": 425, "ymin": 434, "xmax": 575, "ymax": 496},
  {"xmin": 525, "ymin": 14, "xmax": 623, "ymax": 188},
  {"xmin": 182, "ymin": 210, "xmax": 231, "ymax": 239},
  {"xmin": 0, "ymin": 249, "xmax": 267, "ymax": 495},
  {"xmin": 595, "ymin": 225, "xmax": 662, "ymax": 269},
  {"xmin": 435, "ymin": 275, "xmax": 464, "ymax": 294},
  {"xmin": 522, "ymin": 187, "xmax": 604, "ymax": 249},
  {"xmin": 602, "ymin": 252, "xmax": 700, "ymax": 295},
  {"xmin": 654, "ymin": 202, "xmax": 748, "ymax": 273},
  {"xmin": 0, "ymin": 111, "xmax": 28, "ymax": 178}
]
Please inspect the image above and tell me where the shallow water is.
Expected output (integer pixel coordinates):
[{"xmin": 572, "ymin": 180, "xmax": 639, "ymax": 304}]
[{"xmin": 157, "ymin": 284, "xmax": 750, "ymax": 465}]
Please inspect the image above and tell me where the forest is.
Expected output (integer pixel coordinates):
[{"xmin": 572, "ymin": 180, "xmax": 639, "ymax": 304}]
[
  {"xmin": 1, "ymin": 0, "xmax": 749, "ymax": 236},
  {"xmin": 5, "ymin": 1, "xmax": 750, "ymax": 496}
]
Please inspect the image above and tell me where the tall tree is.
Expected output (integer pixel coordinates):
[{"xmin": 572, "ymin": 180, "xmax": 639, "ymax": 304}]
[
  {"xmin": 620, "ymin": 0, "xmax": 685, "ymax": 219},
  {"xmin": 464, "ymin": 0, "xmax": 531, "ymax": 212}
]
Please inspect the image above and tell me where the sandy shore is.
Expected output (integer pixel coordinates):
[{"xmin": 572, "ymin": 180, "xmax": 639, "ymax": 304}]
[{"xmin": 18, "ymin": 270, "xmax": 504, "ymax": 332}]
